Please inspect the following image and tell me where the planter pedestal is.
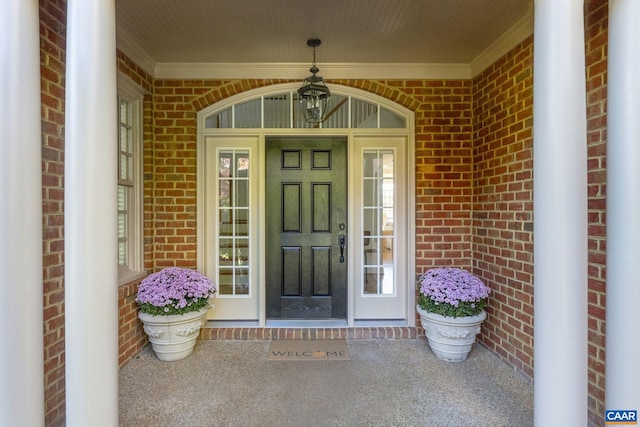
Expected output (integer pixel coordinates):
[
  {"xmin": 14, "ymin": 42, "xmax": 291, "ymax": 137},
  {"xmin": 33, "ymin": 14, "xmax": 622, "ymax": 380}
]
[
  {"xmin": 417, "ymin": 305, "xmax": 486, "ymax": 362},
  {"xmin": 138, "ymin": 307, "xmax": 208, "ymax": 361}
]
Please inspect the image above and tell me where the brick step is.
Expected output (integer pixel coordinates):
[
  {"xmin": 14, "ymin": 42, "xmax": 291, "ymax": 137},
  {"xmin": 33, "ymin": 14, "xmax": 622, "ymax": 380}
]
[{"xmin": 200, "ymin": 326, "xmax": 423, "ymax": 340}]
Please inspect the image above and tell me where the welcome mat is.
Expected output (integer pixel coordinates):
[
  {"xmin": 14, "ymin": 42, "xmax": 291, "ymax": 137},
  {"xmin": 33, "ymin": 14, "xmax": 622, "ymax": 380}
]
[{"xmin": 268, "ymin": 340, "xmax": 350, "ymax": 361}]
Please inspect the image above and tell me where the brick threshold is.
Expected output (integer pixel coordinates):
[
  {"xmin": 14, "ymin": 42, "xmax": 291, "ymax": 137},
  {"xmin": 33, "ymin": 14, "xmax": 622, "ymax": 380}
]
[{"xmin": 200, "ymin": 326, "xmax": 424, "ymax": 340}]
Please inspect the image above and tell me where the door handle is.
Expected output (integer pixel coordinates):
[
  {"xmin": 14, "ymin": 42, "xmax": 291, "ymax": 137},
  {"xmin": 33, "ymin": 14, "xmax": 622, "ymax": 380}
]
[{"xmin": 338, "ymin": 234, "xmax": 346, "ymax": 263}]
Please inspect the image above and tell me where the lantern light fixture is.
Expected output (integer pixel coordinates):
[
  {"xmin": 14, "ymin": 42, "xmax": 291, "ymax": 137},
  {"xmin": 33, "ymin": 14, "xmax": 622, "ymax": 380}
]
[{"xmin": 298, "ymin": 38, "xmax": 331, "ymax": 124}]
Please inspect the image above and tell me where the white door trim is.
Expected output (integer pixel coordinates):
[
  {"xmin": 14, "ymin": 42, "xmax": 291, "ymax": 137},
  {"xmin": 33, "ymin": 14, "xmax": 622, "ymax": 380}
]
[{"xmin": 197, "ymin": 83, "xmax": 415, "ymax": 327}]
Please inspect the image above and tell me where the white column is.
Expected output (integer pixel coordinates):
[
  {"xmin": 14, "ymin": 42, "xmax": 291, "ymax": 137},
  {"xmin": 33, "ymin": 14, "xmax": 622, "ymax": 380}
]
[
  {"xmin": 533, "ymin": 1, "xmax": 588, "ymax": 426},
  {"xmin": 606, "ymin": 0, "xmax": 640, "ymax": 414},
  {"xmin": 65, "ymin": 0, "xmax": 119, "ymax": 426},
  {"xmin": 0, "ymin": 2, "xmax": 44, "ymax": 426}
]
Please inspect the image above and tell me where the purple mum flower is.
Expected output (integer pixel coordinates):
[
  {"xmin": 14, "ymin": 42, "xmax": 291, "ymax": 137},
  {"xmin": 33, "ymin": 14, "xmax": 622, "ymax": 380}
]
[
  {"xmin": 417, "ymin": 267, "xmax": 490, "ymax": 318},
  {"xmin": 136, "ymin": 267, "xmax": 217, "ymax": 316}
]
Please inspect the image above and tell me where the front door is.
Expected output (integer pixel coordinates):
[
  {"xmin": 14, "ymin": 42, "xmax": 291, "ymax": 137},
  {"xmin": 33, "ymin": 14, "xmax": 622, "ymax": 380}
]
[{"xmin": 266, "ymin": 137, "xmax": 347, "ymax": 319}]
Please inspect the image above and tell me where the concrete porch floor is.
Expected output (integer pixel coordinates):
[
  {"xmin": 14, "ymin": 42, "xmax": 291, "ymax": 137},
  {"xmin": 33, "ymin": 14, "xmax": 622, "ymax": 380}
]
[{"xmin": 119, "ymin": 339, "xmax": 533, "ymax": 426}]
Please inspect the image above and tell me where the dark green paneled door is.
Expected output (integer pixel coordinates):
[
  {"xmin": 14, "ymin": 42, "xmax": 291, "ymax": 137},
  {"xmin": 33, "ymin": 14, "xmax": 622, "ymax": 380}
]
[{"xmin": 266, "ymin": 137, "xmax": 347, "ymax": 319}]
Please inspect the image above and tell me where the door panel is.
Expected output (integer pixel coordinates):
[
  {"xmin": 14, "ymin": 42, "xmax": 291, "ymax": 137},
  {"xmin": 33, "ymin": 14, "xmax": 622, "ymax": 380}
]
[{"xmin": 266, "ymin": 137, "xmax": 347, "ymax": 319}]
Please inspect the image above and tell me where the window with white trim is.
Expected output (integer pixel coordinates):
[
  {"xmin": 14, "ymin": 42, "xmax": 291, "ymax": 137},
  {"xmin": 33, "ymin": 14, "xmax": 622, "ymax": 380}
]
[{"xmin": 117, "ymin": 75, "xmax": 145, "ymax": 284}]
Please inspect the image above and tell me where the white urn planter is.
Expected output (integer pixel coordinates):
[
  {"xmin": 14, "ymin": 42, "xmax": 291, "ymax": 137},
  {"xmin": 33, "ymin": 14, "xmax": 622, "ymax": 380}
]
[
  {"xmin": 417, "ymin": 305, "xmax": 486, "ymax": 362},
  {"xmin": 139, "ymin": 307, "xmax": 208, "ymax": 362}
]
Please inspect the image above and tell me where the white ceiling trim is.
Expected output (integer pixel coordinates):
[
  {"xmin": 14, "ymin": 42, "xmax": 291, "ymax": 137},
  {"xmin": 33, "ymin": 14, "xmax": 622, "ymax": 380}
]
[
  {"xmin": 469, "ymin": 10, "xmax": 534, "ymax": 77},
  {"xmin": 153, "ymin": 62, "xmax": 472, "ymax": 80},
  {"xmin": 116, "ymin": 30, "xmax": 156, "ymax": 76}
]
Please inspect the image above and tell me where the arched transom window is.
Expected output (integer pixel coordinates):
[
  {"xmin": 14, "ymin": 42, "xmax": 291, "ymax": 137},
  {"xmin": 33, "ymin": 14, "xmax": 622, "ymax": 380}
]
[{"xmin": 203, "ymin": 89, "xmax": 407, "ymax": 129}]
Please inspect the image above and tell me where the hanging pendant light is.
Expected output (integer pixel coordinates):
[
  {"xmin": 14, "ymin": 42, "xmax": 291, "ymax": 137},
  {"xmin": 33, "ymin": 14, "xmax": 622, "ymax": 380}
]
[{"xmin": 298, "ymin": 38, "xmax": 331, "ymax": 124}]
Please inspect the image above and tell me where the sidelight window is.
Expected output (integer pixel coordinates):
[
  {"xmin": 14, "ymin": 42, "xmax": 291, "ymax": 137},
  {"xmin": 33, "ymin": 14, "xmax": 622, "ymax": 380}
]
[
  {"xmin": 217, "ymin": 150, "xmax": 251, "ymax": 296},
  {"xmin": 362, "ymin": 150, "xmax": 395, "ymax": 295}
]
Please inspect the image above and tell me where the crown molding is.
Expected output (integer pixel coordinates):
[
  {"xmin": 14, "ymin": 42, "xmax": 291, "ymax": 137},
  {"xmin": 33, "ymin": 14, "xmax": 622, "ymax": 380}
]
[
  {"xmin": 469, "ymin": 9, "xmax": 534, "ymax": 77},
  {"xmin": 153, "ymin": 62, "xmax": 472, "ymax": 80},
  {"xmin": 116, "ymin": 30, "xmax": 156, "ymax": 76}
]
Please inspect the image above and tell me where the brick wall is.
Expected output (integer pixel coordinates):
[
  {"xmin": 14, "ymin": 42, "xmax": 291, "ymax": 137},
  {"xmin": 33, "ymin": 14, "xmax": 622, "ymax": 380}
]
[
  {"xmin": 585, "ymin": 0, "xmax": 608, "ymax": 424},
  {"xmin": 152, "ymin": 79, "xmax": 208, "ymax": 270},
  {"xmin": 411, "ymin": 80, "xmax": 474, "ymax": 272},
  {"xmin": 40, "ymin": 1, "xmax": 67, "ymax": 425},
  {"xmin": 117, "ymin": 280, "xmax": 146, "ymax": 366},
  {"xmin": 472, "ymin": 37, "xmax": 534, "ymax": 380}
]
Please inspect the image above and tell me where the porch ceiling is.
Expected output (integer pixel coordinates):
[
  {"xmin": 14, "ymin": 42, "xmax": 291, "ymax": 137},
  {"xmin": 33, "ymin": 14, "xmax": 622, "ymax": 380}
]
[{"xmin": 115, "ymin": 0, "xmax": 533, "ymax": 78}]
